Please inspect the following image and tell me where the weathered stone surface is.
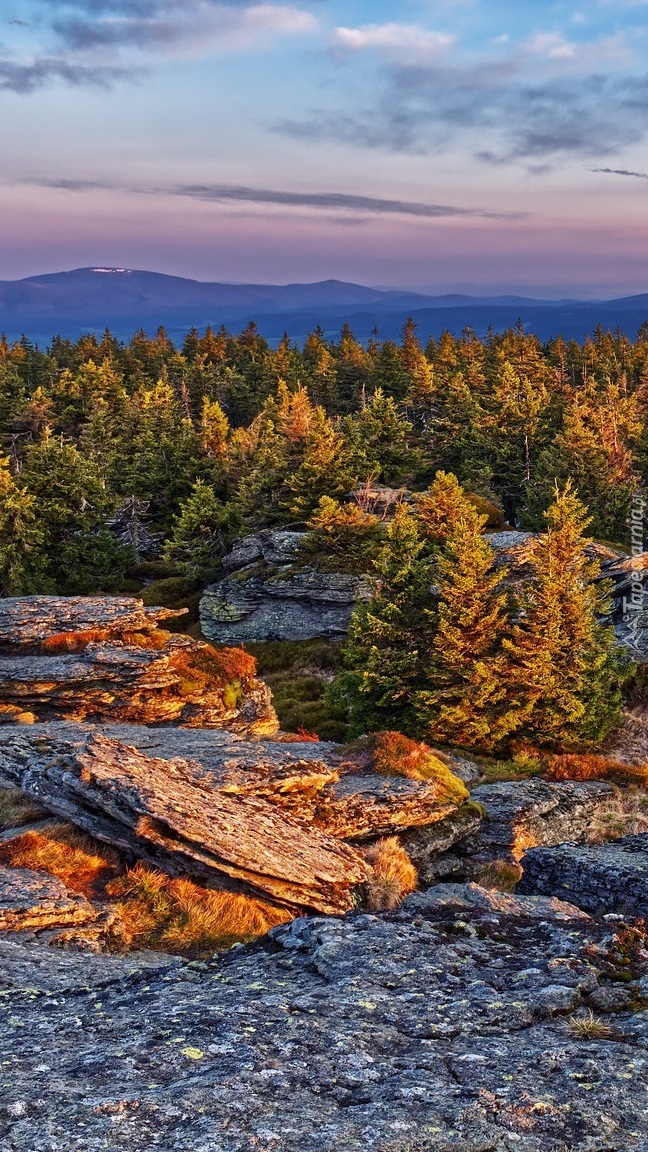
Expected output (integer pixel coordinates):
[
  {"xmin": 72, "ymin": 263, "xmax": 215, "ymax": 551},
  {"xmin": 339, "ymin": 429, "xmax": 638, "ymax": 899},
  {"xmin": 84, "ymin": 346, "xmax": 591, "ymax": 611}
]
[
  {"xmin": 0, "ymin": 728, "xmax": 369, "ymax": 914},
  {"xmin": 0, "ymin": 596, "xmax": 277, "ymax": 735},
  {"xmin": 0, "ymin": 724, "xmax": 468, "ymax": 908},
  {"xmin": 0, "ymin": 866, "xmax": 96, "ymax": 932},
  {"xmin": 519, "ymin": 834, "xmax": 648, "ymax": 916},
  {"xmin": 470, "ymin": 778, "xmax": 617, "ymax": 862},
  {"xmin": 2, "ymin": 885, "xmax": 648, "ymax": 1151},
  {"xmin": 0, "ymin": 932, "xmax": 181, "ymax": 993},
  {"xmin": 0, "ymin": 595, "xmax": 182, "ymax": 648},
  {"xmin": 200, "ymin": 528, "xmax": 373, "ymax": 643}
]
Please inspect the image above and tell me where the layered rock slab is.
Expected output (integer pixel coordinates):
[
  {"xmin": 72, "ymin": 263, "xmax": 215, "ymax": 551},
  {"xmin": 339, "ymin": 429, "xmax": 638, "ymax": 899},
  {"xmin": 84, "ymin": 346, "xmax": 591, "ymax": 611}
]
[
  {"xmin": 0, "ymin": 728, "xmax": 368, "ymax": 914},
  {"xmin": 200, "ymin": 528, "xmax": 373, "ymax": 643},
  {"xmin": 0, "ymin": 595, "xmax": 277, "ymax": 735},
  {"xmin": 519, "ymin": 833, "xmax": 648, "ymax": 917},
  {"xmin": 2, "ymin": 885, "xmax": 648, "ymax": 1152}
]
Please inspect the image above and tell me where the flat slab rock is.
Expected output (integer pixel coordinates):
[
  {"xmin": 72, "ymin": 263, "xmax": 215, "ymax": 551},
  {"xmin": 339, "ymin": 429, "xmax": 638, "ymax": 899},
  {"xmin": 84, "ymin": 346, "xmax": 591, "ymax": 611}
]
[
  {"xmin": 519, "ymin": 834, "xmax": 648, "ymax": 917},
  {"xmin": 0, "ymin": 866, "xmax": 96, "ymax": 932},
  {"xmin": 2, "ymin": 884, "xmax": 648, "ymax": 1152},
  {"xmin": 0, "ymin": 721, "xmax": 461, "ymax": 841},
  {"xmin": 0, "ymin": 727, "xmax": 369, "ymax": 914}
]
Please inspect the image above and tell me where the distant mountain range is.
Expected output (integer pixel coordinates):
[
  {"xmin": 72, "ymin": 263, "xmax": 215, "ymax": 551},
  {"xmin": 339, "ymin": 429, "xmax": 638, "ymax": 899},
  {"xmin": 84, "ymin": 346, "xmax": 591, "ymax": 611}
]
[{"xmin": 2, "ymin": 266, "xmax": 648, "ymax": 345}]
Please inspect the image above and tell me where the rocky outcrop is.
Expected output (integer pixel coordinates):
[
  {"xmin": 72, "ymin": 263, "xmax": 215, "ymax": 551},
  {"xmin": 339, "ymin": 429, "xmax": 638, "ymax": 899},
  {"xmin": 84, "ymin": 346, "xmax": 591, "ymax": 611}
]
[
  {"xmin": 200, "ymin": 528, "xmax": 373, "ymax": 643},
  {"xmin": 0, "ymin": 724, "xmax": 468, "ymax": 913},
  {"xmin": 0, "ymin": 728, "xmax": 368, "ymax": 914},
  {"xmin": 396, "ymin": 779, "xmax": 618, "ymax": 886},
  {"xmin": 469, "ymin": 777, "xmax": 617, "ymax": 862},
  {"xmin": 519, "ymin": 834, "xmax": 648, "ymax": 917},
  {"xmin": 3, "ymin": 883, "xmax": 648, "ymax": 1151},
  {"xmin": 0, "ymin": 865, "xmax": 97, "ymax": 932},
  {"xmin": 0, "ymin": 595, "xmax": 277, "ymax": 735}
]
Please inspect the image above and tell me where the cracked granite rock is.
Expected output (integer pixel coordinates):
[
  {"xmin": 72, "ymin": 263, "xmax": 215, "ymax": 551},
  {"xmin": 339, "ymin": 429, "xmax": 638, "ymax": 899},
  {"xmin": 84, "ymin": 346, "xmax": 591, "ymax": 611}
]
[{"xmin": 2, "ymin": 883, "xmax": 648, "ymax": 1151}]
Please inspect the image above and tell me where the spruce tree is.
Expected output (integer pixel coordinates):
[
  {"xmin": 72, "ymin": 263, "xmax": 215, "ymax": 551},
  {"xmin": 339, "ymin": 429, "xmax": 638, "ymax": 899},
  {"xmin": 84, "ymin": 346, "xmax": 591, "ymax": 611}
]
[
  {"xmin": 412, "ymin": 514, "xmax": 517, "ymax": 751},
  {"xmin": 0, "ymin": 455, "xmax": 47, "ymax": 595},
  {"xmin": 505, "ymin": 483, "xmax": 627, "ymax": 747},
  {"xmin": 336, "ymin": 504, "xmax": 435, "ymax": 735},
  {"xmin": 164, "ymin": 480, "xmax": 239, "ymax": 579}
]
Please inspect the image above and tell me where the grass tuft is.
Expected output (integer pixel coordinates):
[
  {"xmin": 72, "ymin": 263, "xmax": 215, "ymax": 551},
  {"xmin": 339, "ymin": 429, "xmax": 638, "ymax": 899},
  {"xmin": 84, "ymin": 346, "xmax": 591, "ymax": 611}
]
[
  {"xmin": 0, "ymin": 822, "xmax": 123, "ymax": 897},
  {"xmin": 362, "ymin": 837, "xmax": 418, "ymax": 912},
  {"xmin": 0, "ymin": 788, "xmax": 48, "ymax": 831},
  {"xmin": 567, "ymin": 1011, "xmax": 616, "ymax": 1040}
]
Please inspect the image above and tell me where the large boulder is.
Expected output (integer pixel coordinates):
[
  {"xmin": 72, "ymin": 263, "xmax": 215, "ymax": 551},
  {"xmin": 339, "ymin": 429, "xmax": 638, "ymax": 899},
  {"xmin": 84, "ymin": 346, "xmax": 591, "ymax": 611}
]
[
  {"xmin": 0, "ymin": 595, "xmax": 277, "ymax": 736},
  {"xmin": 519, "ymin": 834, "xmax": 648, "ymax": 917},
  {"xmin": 200, "ymin": 528, "xmax": 373, "ymax": 643},
  {"xmin": 3, "ymin": 883, "xmax": 648, "ymax": 1151},
  {"xmin": 0, "ymin": 723, "xmax": 468, "ymax": 912}
]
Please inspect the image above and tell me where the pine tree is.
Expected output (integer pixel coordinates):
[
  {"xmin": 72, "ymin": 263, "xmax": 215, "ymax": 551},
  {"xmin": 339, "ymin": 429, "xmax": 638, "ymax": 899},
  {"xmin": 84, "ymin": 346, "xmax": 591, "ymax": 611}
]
[
  {"xmin": 164, "ymin": 480, "xmax": 239, "ymax": 579},
  {"xmin": 336, "ymin": 504, "xmax": 435, "ymax": 735},
  {"xmin": 0, "ymin": 455, "xmax": 47, "ymax": 595},
  {"xmin": 505, "ymin": 483, "xmax": 627, "ymax": 747},
  {"xmin": 416, "ymin": 470, "xmax": 483, "ymax": 547},
  {"xmin": 412, "ymin": 515, "xmax": 518, "ymax": 751}
]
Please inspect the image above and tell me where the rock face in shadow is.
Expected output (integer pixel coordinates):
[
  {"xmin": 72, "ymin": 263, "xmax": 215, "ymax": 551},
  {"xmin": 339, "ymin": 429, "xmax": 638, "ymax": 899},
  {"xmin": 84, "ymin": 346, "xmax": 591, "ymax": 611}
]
[
  {"xmin": 200, "ymin": 529, "xmax": 373, "ymax": 643},
  {"xmin": 2, "ymin": 883, "xmax": 648, "ymax": 1152},
  {"xmin": 0, "ymin": 595, "xmax": 277, "ymax": 736},
  {"xmin": 519, "ymin": 834, "xmax": 648, "ymax": 917}
]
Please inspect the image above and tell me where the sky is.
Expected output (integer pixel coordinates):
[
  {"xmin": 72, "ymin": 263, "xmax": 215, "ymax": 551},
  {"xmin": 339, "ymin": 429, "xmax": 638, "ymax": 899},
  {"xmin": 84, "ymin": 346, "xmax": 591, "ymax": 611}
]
[{"xmin": 2, "ymin": 0, "xmax": 648, "ymax": 295}]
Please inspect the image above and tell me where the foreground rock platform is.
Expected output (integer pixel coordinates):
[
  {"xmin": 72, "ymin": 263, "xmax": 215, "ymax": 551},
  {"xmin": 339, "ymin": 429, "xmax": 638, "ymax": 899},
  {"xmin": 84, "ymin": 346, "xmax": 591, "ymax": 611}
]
[
  {"xmin": 520, "ymin": 834, "xmax": 648, "ymax": 917},
  {"xmin": 2, "ymin": 884, "xmax": 648, "ymax": 1152}
]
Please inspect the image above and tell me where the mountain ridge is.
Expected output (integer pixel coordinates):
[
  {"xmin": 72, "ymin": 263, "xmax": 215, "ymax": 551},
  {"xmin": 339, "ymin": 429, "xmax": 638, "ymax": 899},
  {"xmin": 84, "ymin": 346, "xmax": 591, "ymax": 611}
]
[{"xmin": 1, "ymin": 266, "xmax": 647, "ymax": 344}]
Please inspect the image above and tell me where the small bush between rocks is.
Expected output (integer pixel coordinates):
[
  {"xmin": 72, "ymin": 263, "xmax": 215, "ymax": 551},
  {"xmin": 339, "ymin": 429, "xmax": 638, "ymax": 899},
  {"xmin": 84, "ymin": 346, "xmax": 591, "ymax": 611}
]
[
  {"xmin": 544, "ymin": 753, "xmax": 648, "ymax": 786},
  {"xmin": 370, "ymin": 731, "xmax": 468, "ymax": 804},
  {"xmin": 587, "ymin": 792, "xmax": 648, "ymax": 843},
  {"xmin": 107, "ymin": 863, "xmax": 292, "ymax": 957},
  {"xmin": 362, "ymin": 837, "xmax": 418, "ymax": 912},
  {"xmin": 42, "ymin": 628, "xmax": 109, "ymax": 653}
]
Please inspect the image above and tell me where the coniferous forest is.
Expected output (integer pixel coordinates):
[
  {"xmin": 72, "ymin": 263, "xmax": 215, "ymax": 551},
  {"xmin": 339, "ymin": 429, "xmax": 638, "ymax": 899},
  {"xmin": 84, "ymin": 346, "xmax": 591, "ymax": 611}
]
[{"xmin": 2, "ymin": 317, "xmax": 647, "ymax": 756}]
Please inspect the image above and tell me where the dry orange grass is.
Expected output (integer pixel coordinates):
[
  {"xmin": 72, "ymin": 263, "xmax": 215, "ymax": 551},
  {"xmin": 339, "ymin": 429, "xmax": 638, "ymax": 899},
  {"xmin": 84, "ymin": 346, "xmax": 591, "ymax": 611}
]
[
  {"xmin": 362, "ymin": 837, "xmax": 418, "ymax": 912},
  {"xmin": 106, "ymin": 863, "xmax": 292, "ymax": 957},
  {"xmin": 42, "ymin": 628, "xmax": 110, "ymax": 653},
  {"xmin": 0, "ymin": 787, "xmax": 48, "ymax": 830},
  {"xmin": 0, "ymin": 822, "xmax": 124, "ymax": 898},
  {"xmin": 545, "ymin": 753, "xmax": 648, "ymax": 786}
]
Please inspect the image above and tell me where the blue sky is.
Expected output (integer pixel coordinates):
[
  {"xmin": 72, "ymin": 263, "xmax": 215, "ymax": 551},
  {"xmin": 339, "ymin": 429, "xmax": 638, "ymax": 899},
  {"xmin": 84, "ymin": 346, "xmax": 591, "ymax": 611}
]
[{"xmin": 2, "ymin": 0, "xmax": 648, "ymax": 294}]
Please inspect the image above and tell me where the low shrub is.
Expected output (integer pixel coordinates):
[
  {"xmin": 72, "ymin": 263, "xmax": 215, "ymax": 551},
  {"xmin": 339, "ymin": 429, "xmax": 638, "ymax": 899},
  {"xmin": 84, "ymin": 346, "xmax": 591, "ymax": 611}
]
[
  {"xmin": 0, "ymin": 822, "xmax": 124, "ymax": 898},
  {"xmin": 362, "ymin": 837, "xmax": 418, "ymax": 912},
  {"xmin": 587, "ymin": 792, "xmax": 648, "ymax": 843},
  {"xmin": 545, "ymin": 753, "xmax": 648, "ymax": 786},
  {"xmin": 300, "ymin": 496, "xmax": 385, "ymax": 573},
  {"xmin": 139, "ymin": 576, "xmax": 201, "ymax": 620},
  {"xmin": 370, "ymin": 731, "xmax": 469, "ymax": 804},
  {"xmin": 107, "ymin": 863, "xmax": 292, "ymax": 957},
  {"xmin": 128, "ymin": 560, "xmax": 185, "ymax": 582},
  {"xmin": 466, "ymin": 492, "xmax": 508, "ymax": 530}
]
